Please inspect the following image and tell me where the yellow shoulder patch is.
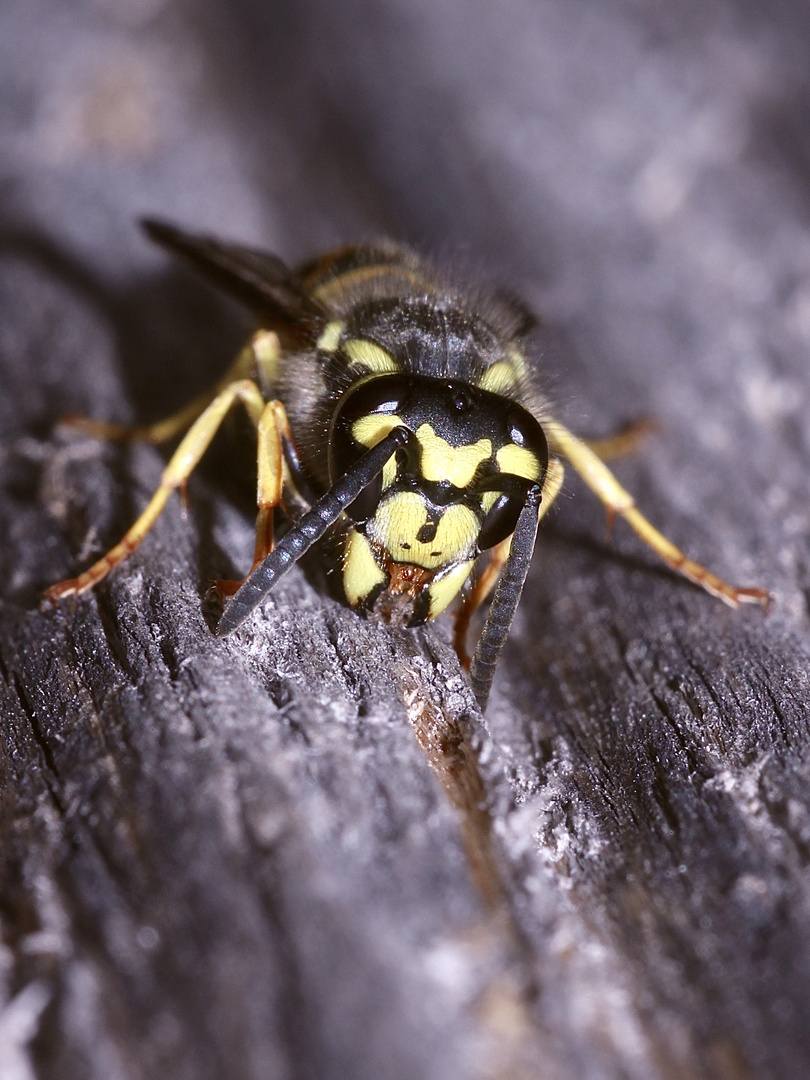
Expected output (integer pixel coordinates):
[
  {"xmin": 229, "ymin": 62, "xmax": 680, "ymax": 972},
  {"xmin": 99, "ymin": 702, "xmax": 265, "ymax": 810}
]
[
  {"xmin": 477, "ymin": 346, "xmax": 528, "ymax": 395},
  {"xmin": 506, "ymin": 345, "xmax": 529, "ymax": 380},
  {"xmin": 316, "ymin": 320, "xmax": 344, "ymax": 353},
  {"xmin": 343, "ymin": 339, "xmax": 399, "ymax": 375},
  {"xmin": 477, "ymin": 360, "xmax": 517, "ymax": 395}
]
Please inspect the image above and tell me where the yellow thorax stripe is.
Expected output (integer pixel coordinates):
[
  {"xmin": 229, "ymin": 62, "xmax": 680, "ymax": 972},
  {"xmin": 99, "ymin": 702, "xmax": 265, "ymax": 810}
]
[{"xmin": 311, "ymin": 264, "xmax": 428, "ymax": 304}]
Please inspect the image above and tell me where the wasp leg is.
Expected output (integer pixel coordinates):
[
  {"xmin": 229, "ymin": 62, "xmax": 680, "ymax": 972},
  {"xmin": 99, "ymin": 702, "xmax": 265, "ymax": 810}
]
[
  {"xmin": 264, "ymin": 399, "xmax": 313, "ymax": 518},
  {"xmin": 546, "ymin": 422, "xmax": 769, "ymax": 608},
  {"xmin": 453, "ymin": 539, "xmax": 510, "ymax": 671},
  {"xmin": 253, "ymin": 401, "xmax": 285, "ymax": 566},
  {"xmin": 46, "ymin": 379, "xmax": 267, "ymax": 601},
  {"xmin": 217, "ymin": 427, "xmax": 412, "ymax": 636},
  {"xmin": 215, "ymin": 398, "xmax": 293, "ymax": 599},
  {"xmin": 62, "ymin": 330, "xmax": 281, "ymax": 445},
  {"xmin": 583, "ymin": 417, "xmax": 656, "ymax": 462},
  {"xmin": 453, "ymin": 458, "xmax": 565, "ymax": 669}
]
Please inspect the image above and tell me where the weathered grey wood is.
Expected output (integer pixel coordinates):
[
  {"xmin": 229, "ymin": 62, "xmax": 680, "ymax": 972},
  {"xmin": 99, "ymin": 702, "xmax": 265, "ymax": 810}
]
[{"xmin": 2, "ymin": 1, "xmax": 810, "ymax": 1078}]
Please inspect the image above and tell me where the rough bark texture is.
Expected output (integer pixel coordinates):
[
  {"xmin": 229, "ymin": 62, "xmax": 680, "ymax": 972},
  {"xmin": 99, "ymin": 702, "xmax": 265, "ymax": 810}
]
[{"xmin": 2, "ymin": 1, "xmax": 810, "ymax": 1078}]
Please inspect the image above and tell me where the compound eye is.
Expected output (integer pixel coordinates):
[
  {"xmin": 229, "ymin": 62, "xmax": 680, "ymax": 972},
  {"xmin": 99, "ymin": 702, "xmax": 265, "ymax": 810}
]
[
  {"xmin": 478, "ymin": 492, "xmax": 525, "ymax": 550},
  {"xmin": 506, "ymin": 407, "xmax": 548, "ymax": 463},
  {"xmin": 339, "ymin": 374, "xmax": 411, "ymax": 425},
  {"xmin": 329, "ymin": 375, "xmax": 413, "ymax": 522}
]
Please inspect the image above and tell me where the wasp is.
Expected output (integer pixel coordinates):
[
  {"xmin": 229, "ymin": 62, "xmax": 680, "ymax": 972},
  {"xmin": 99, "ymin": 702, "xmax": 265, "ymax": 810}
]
[{"xmin": 46, "ymin": 221, "xmax": 769, "ymax": 709}]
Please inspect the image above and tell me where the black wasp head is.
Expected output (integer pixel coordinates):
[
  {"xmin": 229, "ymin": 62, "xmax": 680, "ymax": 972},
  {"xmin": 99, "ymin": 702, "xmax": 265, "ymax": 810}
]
[{"xmin": 328, "ymin": 373, "xmax": 548, "ymax": 543}]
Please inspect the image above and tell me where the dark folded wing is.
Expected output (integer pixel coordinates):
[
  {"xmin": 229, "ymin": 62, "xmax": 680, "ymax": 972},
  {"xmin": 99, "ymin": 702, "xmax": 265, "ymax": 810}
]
[{"xmin": 141, "ymin": 218, "xmax": 324, "ymax": 331}]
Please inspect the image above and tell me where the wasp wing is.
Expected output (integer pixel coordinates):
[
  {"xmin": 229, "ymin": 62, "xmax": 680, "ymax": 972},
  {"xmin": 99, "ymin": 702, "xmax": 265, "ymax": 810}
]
[{"xmin": 141, "ymin": 219, "xmax": 325, "ymax": 333}]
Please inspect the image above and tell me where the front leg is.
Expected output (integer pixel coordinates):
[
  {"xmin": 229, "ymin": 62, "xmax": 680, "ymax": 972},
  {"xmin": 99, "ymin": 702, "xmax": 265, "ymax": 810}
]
[
  {"xmin": 468, "ymin": 485, "xmax": 544, "ymax": 711},
  {"xmin": 216, "ymin": 399, "xmax": 296, "ymax": 599},
  {"xmin": 453, "ymin": 458, "xmax": 565, "ymax": 668}
]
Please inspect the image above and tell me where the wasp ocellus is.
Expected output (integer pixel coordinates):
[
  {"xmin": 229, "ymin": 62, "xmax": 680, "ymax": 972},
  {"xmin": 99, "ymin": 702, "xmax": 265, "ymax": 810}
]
[{"xmin": 46, "ymin": 221, "xmax": 769, "ymax": 709}]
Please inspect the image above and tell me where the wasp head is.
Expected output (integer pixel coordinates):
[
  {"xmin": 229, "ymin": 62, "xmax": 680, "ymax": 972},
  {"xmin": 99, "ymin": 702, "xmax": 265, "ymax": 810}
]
[{"xmin": 330, "ymin": 373, "xmax": 548, "ymax": 624}]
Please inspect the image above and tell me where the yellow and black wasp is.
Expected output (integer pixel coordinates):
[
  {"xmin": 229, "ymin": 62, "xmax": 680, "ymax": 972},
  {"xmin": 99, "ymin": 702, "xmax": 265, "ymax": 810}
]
[{"xmin": 46, "ymin": 221, "xmax": 768, "ymax": 709}]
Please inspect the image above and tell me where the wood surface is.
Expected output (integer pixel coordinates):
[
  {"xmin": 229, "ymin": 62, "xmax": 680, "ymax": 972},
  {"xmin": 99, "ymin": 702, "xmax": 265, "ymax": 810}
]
[{"xmin": 1, "ymin": 1, "xmax": 810, "ymax": 1077}]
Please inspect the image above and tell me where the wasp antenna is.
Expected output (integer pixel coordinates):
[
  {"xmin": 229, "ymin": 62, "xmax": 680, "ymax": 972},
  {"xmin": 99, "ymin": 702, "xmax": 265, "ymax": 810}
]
[
  {"xmin": 218, "ymin": 426, "xmax": 411, "ymax": 636},
  {"xmin": 469, "ymin": 484, "xmax": 542, "ymax": 711}
]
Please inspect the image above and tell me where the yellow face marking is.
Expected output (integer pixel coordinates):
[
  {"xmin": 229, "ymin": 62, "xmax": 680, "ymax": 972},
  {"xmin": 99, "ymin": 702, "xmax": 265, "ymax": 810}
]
[
  {"xmin": 353, "ymin": 418, "xmax": 493, "ymax": 490},
  {"xmin": 496, "ymin": 443, "xmax": 542, "ymax": 481},
  {"xmin": 480, "ymin": 490, "xmax": 498, "ymax": 514},
  {"xmin": 477, "ymin": 361, "xmax": 517, "ymax": 395},
  {"xmin": 342, "ymin": 338, "xmax": 399, "ymax": 375},
  {"xmin": 351, "ymin": 414, "xmax": 402, "ymax": 446},
  {"xmin": 351, "ymin": 413, "xmax": 403, "ymax": 489},
  {"xmin": 427, "ymin": 560, "xmax": 475, "ymax": 619},
  {"xmin": 415, "ymin": 425, "xmax": 492, "ymax": 487},
  {"xmin": 369, "ymin": 492, "xmax": 479, "ymax": 570},
  {"xmin": 316, "ymin": 320, "xmax": 344, "ymax": 353},
  {"xmin": 343, "ymin": 529, "xmax": 387, "ymax": 606}
]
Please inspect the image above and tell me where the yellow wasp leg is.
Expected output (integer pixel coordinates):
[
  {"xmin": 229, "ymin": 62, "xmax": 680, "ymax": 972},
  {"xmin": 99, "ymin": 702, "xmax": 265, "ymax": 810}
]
[
  {"xmin": 214, "ymin": 398, "xmax": 298, "ymax": 599},
  {"xmin": 62, "ymin": 330, "xmax": 281, "ymax": 445},
  {"xmin": 252, "ymin": 401, "xmax": 284, "ymax": 568},
  {"xmin": 262, "ymin": 399, "xmax": 307, "ymax": 518},
  {"xmin": 453, "ymin": 458, "xmax": 566, "ymax": 668},
  {"xmin": 453, "ymin": 538, "xmax": 510, "ymax": 671},
  {"xmin": 546, "ymin": 421, "xmax": 769, "ymax": 608},
  {"xmin": 583, "ymin": 418, "xmax": 655, "ymax": 462},
  {"xmin": 46, "ymin": 379, "xmax": 267, "ymax": 601}
]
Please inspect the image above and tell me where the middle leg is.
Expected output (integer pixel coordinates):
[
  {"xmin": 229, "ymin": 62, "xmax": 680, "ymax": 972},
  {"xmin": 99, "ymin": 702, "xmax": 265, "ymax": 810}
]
[
  {"xmin": 215, "ymin": 399, "xmax": 298, "ymax": 598},
  {"xmin": 453, "ymin": 458, "xmax": 565, "ymax": 668},
  {"xmin": 46, "ymin": 378, "xmax": 267, "ymax": 600}
]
